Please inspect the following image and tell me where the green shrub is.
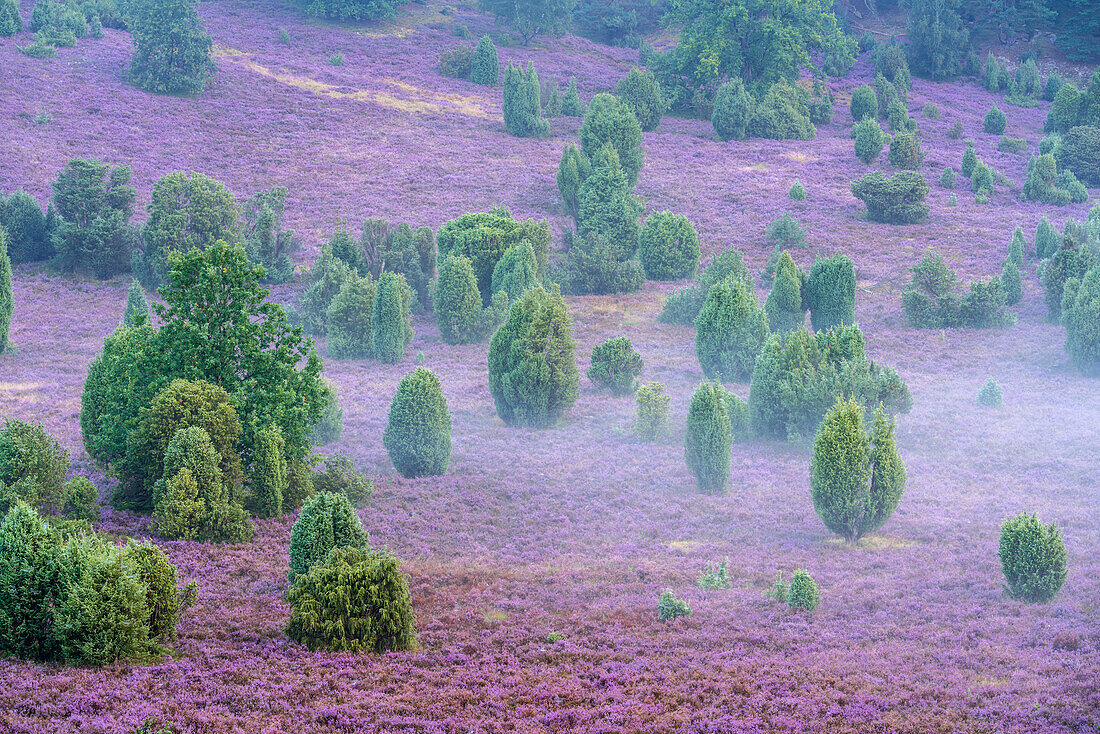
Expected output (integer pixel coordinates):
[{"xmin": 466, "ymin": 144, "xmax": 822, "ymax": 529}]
[
  {"xmin": 1054, "ymin": 125, "xmax": 1100, "ymax": 187},
  {"xmin": 0, "ymin": 191, "xmax": 49, "ymax": 263},
  {"xmin": 0, "ymin": 228, "xmax": 9, "ymax": 355},
  {"xmin": 947, "ymin": 120, "xmax": 963, "ymax": 139},
  {"xmin": 579, "ymin": 93, "xmax": 644, "ymax": 186},
  {"xmin": 723, "ymin": 390, "xmax": 750, "ymax": 443},
  {"xmin": 851, "ymin": 170, "xmax": 929, "ymax": 224},
  {"xmin": 372, "ymin": 272, "xmax": 413, "ymax": 364},
  {"xmin": 556, "ymin": 144, "xmax": 591, "ymax": 221},
  {"xmin": 309, "ymin": 380, "xmax": 343, "ymax": 447},
  {"xmin": 0, "ymin": 419, "xmax": 69, "ymax": 515},
  {"xmin": 502, "ymin": 62, "xmax": 548, "ymax": 137},
  {"xmin": 440, "ymin": 46, "xmax": 473, "ymax": 79},
  {"xmin": 241, "ymin": 186, "xmax": 299, "ymax": 285},
  {"xmin": 656, "ymin": 589, "xmax": 690, "ymax": 621},
  {"xmin": 1042, "ymin": 223, "xmax": 1095, "ymax": 321},
  {"xmin": 804, "ymin": 254, "xmax": 855, "ymax": 333},
  {"xmin": 999, "ymin": 513, "xmax": 1067, "ymax": 603},
  {"xmin": 638, "ymin": 211, "xmax": 700, "ymax": 280},
  {"xmin": 577, "ymin": 145, "xmax": 643, "ymax": 256},
  {"xmin": 363, "ymin": 223, "xmax": 435, "ymax": 312},
  {"xmin": 764, "ymin": 251, "xmax": 805, "ymax": 334},
  {"xmin": 588, "ymin": 337, "xmax": 643, "ymax": 395},
  {"xmin": 873, "ymin": 72, "xmax": 894, "ymax": 117},
  {"xmin": 561, "ymin": 76, "xmax": 584, "ymax": 117},
  {"xmin": 51, "ymin": 158, "xmax": 139, "ymax": 278},
  {"xmin": 434, "ymin": 253, "xmax": 501, "ymax": 344},
  {"xmin": 295, "ymin": 0, "xmax": 405, "ymax": 21},
  {"xmin": 617, "ymin": 67, "xmax": 666, "ymax": 132},
  {"xmin": 902, "ymin": 251, "xmax": 1013, "ymax": 329},
  {"xmin": 326, "ymin": 274, "xmax": 376, "ymax": 359},
  {"xmin": 921, "ymin": 103, "xmax": 940, "ymax": 119},
  {"xmin": 635, "ymin": 382, "xmax": 669, "ymax": 441},
  {"xmin": 287, "ymin": 546, "xmax": 416, "ymax": 653},
  {"xmin": 789, "ymin": 181, "xmax": 806, "ymax": 201},
  {"xmin": 1001, "ymin": 259, "xmax": 1022, "ymax": 306},
  {"xmin": 961, "ymin": 144, "xmax": 977, "ymax": 177},
  {"xmin": 787, "ymin": 569, "xmax": 820, "ymax": 611},
  {"xmin": 250, "ymin": 425, "xmax": 287, "ymax": 519},
  {"xmin": 940, "ymin": 167, "xmax": 955, "ymax": 189},
  {"xmin": 984, "ymin": 106, "xmax": 1007, "ymax": 134},
  {"xmin": 62, "ymin": 476, "xmax": 99, "ymax": 522},
  {"xmin": 1045, "ymin": 84, "xmax": 1080, "ymax": 134},
  {"xmin": 888, "ymin": 130, "xmax": 923, "ymax": 169},
  {"xmin": 1035, "ymin": 216, "xmax": 1059, "ymax": 259},
  {"xmin": 437, "ymin": 207, "xmax": 549, "ymax": 304},
  {"xmin": 122, "ymin": 540, "xmax": 196, "ymax": 643},
  {"xmin": 695, "ymin": 277, "xmax": 769, "ymax": 382},
  {"xmin": 122, "ymin": 280, "xmax": 149, "ymax": 327},
  {"xmin": 711, "ymin": 78, "xmax": 754, "ymax": 141},
  {"xmin": 129, "ymin": 0, "xmax": 215, "ymax": 94},
  {"xmin": 976, "ymin": 378, "xmax": 1003, "ymax": 407},
  {"xmin": 287, "ymin": 491, "xmax": 370, "ymax": 585},
  {"xmin": 659, "ymin": 247, "xmax": 752, "ymax": 325},
  {"xmin": 469, "ymin": 35, "xmax": 498, "ymax": 86},
  {"xmin": 765, "ymin": 212, "xmax": 805, "ymax": 248},
  {"xmin": 313, "ymin": 455, "xmax": 373, "ymax": 505},
  {"xmin": 487, "ymin": 285, "xmax": 578, "ymax": 427},
  {"xmin": 970, "ymin": 160, "xmax": 994, "ymax": 195},
  {"xmin": 1043, "ymin": 72, "xmax": 1063, "ymax": 102},
  {"xmin": 811, "ymin": 400, "xmax": 905, "ymax": 542},
  {"xmin": 491, "ymin": 241, "xmax": 538, "ymax": 303},
  {"xmin": 750, "ymin": 80, "xmax": 815, "ymax": 141},
  {"xmin": 874, "ymin": 42, "xmax": 910, "ymax": 87},
  {"xmin": 0, "ymin": 504, "xmax": 63, "ymax": 660},
  {"xmin": 997, "ymin": 136, "xmax": 1027, "ymax": 153},
  {"xmin": 886, "ymin": 98, "xmax": 914, "ymax": 132},
  {"xmin": 697, "ymin": 557, "xmax": 732, "ymax": 590},
  {"xmin": 384, "ymin": 367, "xmax": 452, "ymax": 478},
  {"xmin": 684, "ymin": 382, "xmax": 732, "ymax": 494},
  {"xmin": 1063, "ymin": 267, "xmax": 1100, "ymax": 375},
  {"xmin": 0, "ymin": 0, "xmax": 21, "ymax": 35},
  {"xmin": 850, "ymin": 84, "xmax": 877, "ymax": 123},
  {"xmin": 298, "ymin": 243, "xmax": 356, "ymax": 335}
]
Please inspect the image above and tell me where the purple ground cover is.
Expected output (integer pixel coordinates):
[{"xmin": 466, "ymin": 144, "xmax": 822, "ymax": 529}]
[{"xmin": 0, "ymin": 1, "xmax": 1098, "ymax": 732}]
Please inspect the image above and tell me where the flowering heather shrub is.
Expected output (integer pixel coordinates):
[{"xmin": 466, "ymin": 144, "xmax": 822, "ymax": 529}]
[
  {"xmin": 811, "ymin": 400, "xmax": 905, "ymax": 542},
  {"xmin": 1054, "ymin": 126, "xmax": 1100, "ymax": 187},
  {"xmin": 976, "ymin": 377, "xmax": 1003, "ymax": 407},
  {"xmin": 750, "ymin": 80, "xmax": 815, "ymax": 141},
  {"xmin": 51, "ymin": 158, "xmax": 138, "ymax": 278},
  {"xmin": 372, "ymin": 271, "xmax": 413, "ymax": 364},
  {"xmin": 984, "ymin": 106, "xmax": 1007, "ymax": 135},
  {"xmin": 765, "ymin": 251, "xmax": 806, "ymax": 334},
  {"xmin": 888, "ymin": 130, "xmax": 923, "ymax": 169},
  {"xmin": 129, "ymin": 0, "xmax": 215, "ymax": 95},
  {"xmin": 634, "ymin": 382, "xmax": 669, "ymax": 441},
  {"xmin": 327, "ymin": 274, "xmax": 376, "ymax": 359},
  {"xmin": 0, "ymin": 419, "xmax": 68, "ymax": 515},
  {"xmin": 577, "ymin": 145, "xmax": 642, "ymax": 257},
  {"xmin": 711, "ymin": 78, "xmax": 753, "ymax": 141},
  {"xmin": 723, "ymin": 390, "xmax": 750, "ymax": 443},
  {"xmin": 1001, "ymin": 259, "xmax": 1022, "ymax": 306},
  {"xmin": 384, "ymin": 367, "xmax": 452, "ymax": 478},
  {"xmin": 789, "ymin": 180, "xmax": 806, "ymax": 200},
  {"xmin": 1042, "ymin": 223, "xmax": 1095, "ymax": 321},
  {"xmin": 287, "ymin": 546, "xmax": 416, "ymax": 653},
  {"xmin": 656, "ymin": 589, "xmax": 690, "ymax": 621},
  {"xmin": 765, "ymin": 211, "xmax": 805, "ymax": 248},
  {"xmin": 313, "ymin": 455, "xmax": 373, "ymax": 505},
  {"xmin": 853, "ymin": 117, "xmax": 886, "ymax": 164},
  {"xmin": 685, "ymin": 382, "xmax": 731, "ymax": 494},
  {"xmin": 1062, "ymin": 267, "xmax": 1100, "ymax": 375},
  {"xmin": 1045, "ymin": 84, "xmax": 1080, "ymax": 134},
  {"xmin": 616, "ymin": 67, "xmax": 666, "ymax": 132},
  {"xmin": 638, "ymin": 211, "xmax": 699, "ymax": 281},
  {"xmin": 695, "ymin": 276, "xmax": 769, "ymax": 382},
  {"xmin": 249, "ymin": 425, "xmax": 287, "ymax": 519},
  {"xmin": 804, "ymin": 253, "xmax": 855, "ymax": 333},
  {"xmin": 588, "ymin": 337, "xmax": 643, "ymax": 395},
  {"xmin": 999, "ymin": 513, "xmax": 1067, "ymax": 603},
  {"xmin": 488, "ymin": 285, "xmax": 577, "ymax": 427},
  {"xmin": 439, "ymin": 46, "xmax": 473, "ymax": 79},
  {"xmin": 287, "ymin": 491, "xmax": 370, "ymax": 585},
  {"xmin": 580, "ymin": 93, "xmax": 644, "ymax": 187},
  {"xmin": 0, "ymin": 190, "xmax": 49, "ymax": 263},
  {"xmin": 850, "ymin": 170, "xmax": 929, "ymax": 224},
  {"xmin": 502, "ymin": 62, "xmax": 548, "ymax": 138},
  {"xmin": 850, "ymin": 84, "xmax": 876, "ymax": 123},
  {"xmin": 556, "ymin": 144, "xmax": 590, "ymax": 220},
  {"xmin": 469, "ymin": 36, "xmax": 498, "ymax": 86},
  {"xmin": 659, "ymin": 247, "xmax": 752, "ymax": 325},
  {"xmin": 1035, "ymin": 216, "xmax": 1059, "ymax": 259},
  {"xmin": 561, "ymin": 76, "xmax": 584, "ymax": 117},
  {"xmin": 787, "ymin": 569, "xmax": 820, "ymax": 611},
  {"xmin": 437, "ymin": 208, "xmax": 549, "ymax": 304}
]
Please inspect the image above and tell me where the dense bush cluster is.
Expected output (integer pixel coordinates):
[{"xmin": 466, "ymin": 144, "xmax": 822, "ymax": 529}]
[
  {"xmin": 296, "ymin": 0, "xmax": 406, "ymax": 21},
  {"xmin": 659, "ymin": 247, "xmax": 752, "ymax": 325},
  {"xmin": 129, "ymin": 0, "xmax": 216, "ymax": 95},
  {"xmin": 437, "ymin": 207, "xmax": 549, "ymax": 304},
  {"xmin": 902, "ymin": 251, "xmax": 1014, "ymax": 329}
]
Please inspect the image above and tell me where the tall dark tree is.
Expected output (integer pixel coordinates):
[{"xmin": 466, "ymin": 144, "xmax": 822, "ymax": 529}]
[
  {"xmin": 129, "ymin": 0, "xmax": 216, "ymax": 95},
  {"xmin": 907, "ymin": 0, "xmax": 970, "ymax": 80}
]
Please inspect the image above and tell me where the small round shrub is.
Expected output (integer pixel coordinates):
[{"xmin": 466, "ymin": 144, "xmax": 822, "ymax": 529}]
[
  {"xmin": 684, "ymin": 382, "xmax": 732, "ymax": 495},
  {"xmin": 711, "ymin": 78, "xmax": 754, "ymax": 141},
  {"xmin": 1, "ymin": 191, "xmax": 49, "ymax": 263},
  {"xmin": 921, "ymin": 103, "xmax": 940, "ymax": 119},
  {"xmin": 616, "ymin": 67, "xmax": 666, "ymax": 132},
  {"xmin": 286, "ymin": 547, "xmax": 416, "ymax": 653},
  {"xmin": 313, "ymin": 455, "xmax": 373, "ymax": 505},
  {"xmin": 656, "ymin": 589, "xmax": 691, "ymax": 621},
  {"xmin": 62, "ymin": 476, "xmax": 100, "ymax": 522},
  {"xmin": 853, "ymin": 117, "xmax": 886, "ymax": 164},
  {"xmin": 888, "ymin": 130, "xmax": 923, "ymax": 170},
  {"xmin": 635, "ymin": 382, "xmax": 669, "ymax": 441},
  {"xmin": 999, "ymin": 513, "xmax": 1067, "ymax": 603},
  {"xmin": 984, "ymin": 107, "xmax": 1007, "ymax": 135},
  {"xmin": 850, "ymin": 84, "xmax": 877, "ymax": 123},
  {"xmin": 0, "ymin": 419, "xmax": 69, "ymax": 515},
  {"xmin": 766, "ymin": 212, "xmax": 805, "ymax": 248},
  {"xmin": 787, "ymin": 569, "xmax": 820, "ymax": 612},
  {"xmin": 851, "ymin": 170, "xmax": 929, "ymax": 224},
  {"xmin": 440, "ymin": 46, "xmax": 473, "ymax": 79},
  {"xmin": 384, "ymin": 368, "xmax": 452, "ymax": 478},
  {"xmin": 789, "ymin": 181, "xmax": 806, "ymax": 201},
  {"xmin": 287, "ymin": 491, "xmax": 370, "ymax": 585},
  {"xmin": 971, "ymin": 161, "xmax": 994, "ymax": 194},
  {"xmin": 940, "ymin": 167, "xmax": 955, "ymax": 189},
  {"xmin": 1044, "ymin": 84, "xmax": 1080, "ymax": 134},
  {"xmin": 976, "ymin": 378, "xmax": 1003, "ymax": 407},
  {"xmin": 469, "ymin": 35, "xmax": 498, "ymax": 86},
  {"xmin": 587, "ymin": 337, "xmax": 643, "ymax": 395},
  {"xmin": 695, "ymin": 277, "xmax": 769, "ymax": 382},
  {"xmin": 750, "ymin": 80, "xmax": 815, "ymax": 140},
  {"xmin": 638, "ymin": 211, "xmax": 700, "ymax": 280}
]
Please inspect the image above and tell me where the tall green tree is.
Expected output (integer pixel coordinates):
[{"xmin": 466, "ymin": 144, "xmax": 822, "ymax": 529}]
[
  {"xmin": 579, "ymin": 93, "xmax": 644, "ymax": 187},
  {"xmin": 129, "ymin": 0, "xmax": 216, "ymax": 95},
  {"xmin": 51, "ymin": 159, "xmax": 138, "ymax": 278},
  {"xmin": 477, "ymin": 0, "xmax": 576, "ymax": 44},
  {"xmin": 576, "ymin": 145, "xmax": 643, "ymax": 258},
  {"xmin": 684, "ymin": 382, "xmax": 732, "ymax": 494},
  {"xmin": 384, "ymin": 367, "xmax": 452, "ymax": 478},
  {"xmin": 502, "ymin": 62, "xmax": 549, "ymax": 137},
  {"xmin": 907, "ymin": 0, "xmax": 970, "ymax": 80},
  {"xmin": 0, "ymin": 227, "xmax": 11, "ymax": 355},
  {"xmin": 372, "ymin": 271, "xmax": 413, "ymax": 364}
]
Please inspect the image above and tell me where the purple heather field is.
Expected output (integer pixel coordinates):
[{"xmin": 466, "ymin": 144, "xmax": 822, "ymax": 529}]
[{"xmin": 1, "ymin": 0, "xmax": 1099, "ymax": 732}]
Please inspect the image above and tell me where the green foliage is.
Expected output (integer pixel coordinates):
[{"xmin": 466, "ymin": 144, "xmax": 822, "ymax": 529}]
[
  {"xmin": 948, "ymin": 120, "xmax": 963, "ymax": 139},
  {"xmin": 1035, "ymin": 216, "xmax": 1059, "ymax": 259},
  {"xmin": 0, "ymin": 229, "xmax": 9, "ymax": 354},
  {"xmin": 62, "ymin": 476, "xmax": 100, "ymax": 522},
  {"xmin": 437, "ymin": 207, "xmax": 549, "ymax": 304},
  {"xmin": 1063, "ymin": 267, "xmax": 1100, "ymax": 375},
  {"xmin": 765, "ymin": 251, "xmax": 805, "ymax": 333},
  {"xmin": 999, "ymin": 513, "xmax": 1067, "ymax": 603},
  {"xmin": 1045, "ymin": 83, "xmax": 1080, "ymax": 135},
  {"xmin": 0, "ymin": 504, "xmax": 63, "ymax": 660},
  {"xmin": 1055, "ymin": 126, "xmax": 1100, "ymax": 187},
  {"xmin": 1001, "ymin": 259, "xmax": 1022, "ymax": 306},
  {"xmin": 119, "ymin": 280, "xmax": 149, "ymax": 328},
  {"xmin": 811, "ymin": 400, "xmax": 905, "ymax": 542},
  {"xmin": 976, "ymin": 377, "xmax": 1003, "ymax": 407},
  {"xmin": 129, "ymin": 0, "xmax": 215, "ymax": 95},
  {"xmin": 997, "ymin": 136, "xmax": 1027, "ymax": 153},
  {"xmin": 250, "ymin": 425, "xmax": 287, "ymax": 518},
  {"xmin": 0, "ymin": 419, "xmax": 69, "ymax": 515},
  {"xmin": 557, "ymin": 144, "xmax": 591, "ymax": 220},
  {"xmin": 656, "ymin": 588, "xmax": 691, "ymax": 621},
  {"xmin": 850, "ymin": 84, "xmax": 877, "ymax": 123},
  {"xmin": 477, "ymin": 0, "xmax": 573, "ymax": 44},
  {"xmin": 695, "ymin": 277, "xmax": 769, "ymax": 382},
  {"xmin": 711, "ymin": 78, "xmax": 754, "ymax": 141},
  {"xmin": 697, "ymin": 558, "xmax": 732, "ymax": 590},
  {"xmin": 561, "ymin": 76, "xmax": 584, "ymax": 116},
  {"xmin": 659, "ymin": 247, "xmax": 752, "ymax": 325},
  {"xmin": 723, "ymin": 390, "xmax": 750, "ymax": 442},
  {"xmin": 787, "ymin": 568, "xmax": 820, "ymax": 611},
  {"xmin": 768, "ymin": 572, "xmax": 788, "ymax": 603},
  {"xmin": 434, "ymin": 253, "xmax": 501, "ymax": 344},
  {"xmin": 326, "ymin": 274, "xmax": 377, "ymax": 359},
  {"xmin": 487, "ymin": 285, "xmax": 578, "ymax": 427},
  {"xmin": 961, "ymin": 145, "xmax": 977, "ymax": 177},
  {"xmin": 1042, "ymin": 223, "xmax": 1095, "ymax": 321},
  {"xmin": 888, "ymin": 130, "xmax": 923, "ymax": 170},
  {"xmin": 580, "ymin": 93, "xmax": 644, "ymax": 187},
  {"xmin": 439, "ymin": 46, "xmax": 473, "ymax": 79},
  {"xmin": 921, "ymin": 103, "xmax": 940, "ymax": 119},
  {"xmin": 296, "ymin": 0, "xmax": 406, "ymax": 21},
  {"xmin": 850, "ymin": 170, "xmax": 929, "ymax": 224},
  {"xmin": 470, "ymin": 35, "xmax": 499, "ymax": 85},
  {"xmin": 122, "ymin": 540, "xmax": 195, "ymax": 643},
  {"xmin": 789, "ymin": 180, "xmax": 806, "ymax": 201},
  {"xmin": 940, "ymin": 167, "xmax": 956, "ymax": 189},
  {"xmin": 0, "ymin": 0, "xmax": 21, "ymax": 35},
  {"xmin": 587, "ymin": 337, "xmax": 643, "ymax": 395},
  {"xmin": 384, "ymin": 367, "xmax": 452, "ymax": 478},
  {"xmin": 0, "ymin": 191, "xmax": 49, "ymax": 263},
  {"xmin": 906, "ymin": 0, "xmax": 969, "ymax": 80},
  {"xmin": 970, "ymin": 160, "xmax": 994, "ymax": 195},
  {"xmin": 298, "ymin": 242, "xmax": 355, "ymax": 335},
  {"xmin": 372, "ymin": 272, "xmax": 413, "ymax": 364},
  {"xmin": 577, "ymin": 145, "xmax": 643, "ymax": 257},
  {"xmin": 51, "ymin": 158, "xmax": 138, "ymax": 278},
  {"xmin": 638, "ymin": 211, "xmax": 700, "ymax": 281},
  {"xmin": 749, "ymin": 80, "xmax": 816, "ymax": 140},
  {"xmin": 1009, "ymin": 228, "xmax": 1025, "ymax": 267},
  {"xmin": 310, "ymin": 456, "xmax": 371, "ymax": 507},
  {"xmin": 874, "ymin": 42, "xmax": 910, "ymax": 87},
  {"xmin": 287, "ymin": 491, "xmax": 370, "ymax": 585},
  {"xmin": 853, "ymin": 118, "xmax": 886, "ymax": 164},
  {"xmin": 804, "ymin": 254, "xmax": 855, "ymax": 333},
  {"xmin": 491, "ymin": 242, "xmax": 538, "ymax": 303},
  {"xmin": 617, "ymin": 67, "xmax": 666, "ymax": 132},
  {"xmin": 765, "ymin": 211, "xmax": 805, "ymax": 248},
  {"xmin": 684, "ymin": 382, "xmax": 732, "ymax": 494},
  {"xmin": 242, "ymin": 186, "xmax": 300, "ymax": 285},
  {"xmin": 502, "ymin": 62, "xmax": 548, "ymax": 137},
  {"xmin": 635, "ymin": 382, "xmax": 669, "ymax": 441},
  {"xmin": 310, "ymin": 380, "xmax": 343, "ymax": 446},
  {"xmin": 984, "ymin": 106, "xmax": 1007, "ymax": 135},
  {"xmin": 902, "ymin": 251, "xmax": 1014, "ymax": 328},
  {"xmin": 886, "ymin": 98, "xmax": 914, "ymax": 133}
]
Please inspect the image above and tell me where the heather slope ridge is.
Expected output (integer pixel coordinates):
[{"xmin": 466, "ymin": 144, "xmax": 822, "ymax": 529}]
[{"xmin": 1, "ymin": 1, "xmax": 1099, "ymax": 732}]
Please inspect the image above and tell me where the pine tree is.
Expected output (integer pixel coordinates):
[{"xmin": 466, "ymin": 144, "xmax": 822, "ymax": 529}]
[
  {"xmin": 470, "ymin": 35, "xmax": 499, "ymax": 86},
  {"xmin": 556, "ymin": 144, "xmax": 591, "ymax": 220},
  {"xmin": 579, "ymin": 93, "xmax": 644, "ymax": 187},
  {"xmin": 383, "ymin": 367, "xmax": 452, "ymax": 478},
  {"xmin": 1035, "ymin": 216, "xmax": 1058, "ymax": 259},
  {"xmin": 810, "ymin": 399, "xmax": 872, "ymax": 542},
  {"xmin": 1063, "ymin": 266, "xmax": 1100, "ymax": 376},
  {"xmin": 122, "ymin": 279, "xmax": 150, "ymax": 327},
  {"xmin": 1009, "ymin": 227, "xmax": 1026, "ymax": 266},
  {"xmin": 684, "ymin": 382, "xmax": 732, "ymax": 495},
  {"xmin": 804, "ymin": 254, "xmax": 856, "ymax": 333},
  {"xmin": 434, "ymin": 253, "xmax": 489, "ymax": 344},
  {"xmin": 491, "ymin": 242, "xmax": 539, "ymax": 303},
  {"xmin": 765, "ymin": 251, "xmax": 805, "ymax": 333},
  {"xmin": 502, "ymin": 62, "xmax": 548, "ymax": 137},
  {"xmin": 1001, "ymin": 259, "xmax": 1022, "ymax": 306},
  {"xmin": 561, "ymin": 76, "xmax": 584, "ymax": 116},
  {"xmin": 129, "ymin": 0, "xmax": 216, "ymax": 95}
]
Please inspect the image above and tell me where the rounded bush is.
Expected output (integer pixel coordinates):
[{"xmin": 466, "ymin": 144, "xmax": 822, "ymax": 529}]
[
  {"xmin": 1055, "ymin": 125, "xmax": 1100, "ymax": 187},
  {"xmin": 657, "ymin": 589, "xmax": 691, "ymax": 621},
  {"xmin": 999, "ymin": 513, "xmax": 1067, "ymax": 603},
  {"xmin": 129, "ymin": 0, "xmax": 215, "ymax": 95},
  {"xmin": 434, "ymin": 253, "xmax": 487, "ymax": 345},
  {"xmin": 638, "ymin": 211, "xmax": 700, "ymax": 281},
  {"xmin": 0, "ymin": 419, "xmax": 69, "ymax": 515},
  {"xmin": 851, "ymin": 170, "xmax": 929, "ymax": 224},
  {"xmin": 437, "ymin": 208, "xmax": 549, "ymax": 303},
  {"xmin": 984, "ymin": 107, "xmax": 1007, "ymax": 135},
  {"xmin": 711, "ymin": 78, "xmax": 754, "ymax": 142},
  {"xmin": 976, "ymin": 377, "xmax": 1003, "ymax": 407},
  {"xmin": 695, "ymin": 277, "xmax": 769, "ymax": 382},
  {"xmin": 325, "ymin": 274, "xmax": 376, "ymax": 359},
  {"xmin": 579, "ymin": 93, "xmax": 644, "ymax": 186},
  {"xmin": 766, "ymin": 212, "xmax": 805, "ymax": 248},
  {"xmin": 121, "ymin": 540, "xmax": 195, "ymax": 643},
  {"xmin": 787, "ymin": 569, "xmax": 819, "ymax": 611},
  {"xmin": 0, "ymin": 504, "xmax": 63, "ymax": 660},
  {"xmin": 850, "ymin": 84, "xmax": 877, "ymax": 123},
  {"xmin": 616, "ymin": 67, "xmax": 666, "ymax": 132},
  {"xmin": 313, "ymin": 455, "xmax": 374, "ymax": 505},
  {"xmin": 853, "ymin": 118, "xmax": 886, "ymax": 164},
  {"xmin": 576, "ymin": 145, "xmax": 643, "ymax": 258},
  {"xmin": 940, "ymin": 167, "xmax": 955, "ymax": 189},
  {"xmin": 685, "ymin": 382, "xmax": 732, "ymax": 494},
  {"xmin": 384, "ymin": 367, "xmax": 452, "ymax": 478},
  {"xmin": 789, "ymin": 181, "xmax": 806, "ymax": 201},
  {"xmin": 1, "ymin": 191, "xmax": 49, "ymax": 264},
  {"xmin": 587, "ymin": 337, "xmax": 643, "ymax": 395},
  {"xmin": 287, "ymin": 491, "xmax": 370, "ymax": 585},
  {"xmin": 1045, "ymin": 84, "xmax": 1080, "ymax": 134},
  {"xmin": 62, "ymin": 476, "xmax": 100, "ymax": 522},
  {"xmin": 635, "ymin": 382, "xmax": 669, "ymax": 441},
  {"xmin": 469, "ymin": 35, "xmax": 498, "ymax": 86},
  {"xmin": 287, "ymin": 546, "xmax": 416, "ymax": 653}
]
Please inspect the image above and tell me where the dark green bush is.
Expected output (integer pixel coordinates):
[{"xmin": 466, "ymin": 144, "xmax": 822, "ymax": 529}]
[
  {"xmin": 940, "ymin": 167, "xmax": 955, "ymax": 189},
  {"xmin": 580, "ymin": 93, "xmax": 644, "ymax": 186},
  {"xmin": 961, "ymin": 144, "xmax": 977, "ymax": 177},
  {"xmin": 635, "ymin": 382, "xmax": 669, "ymax": 441},
  {"xmin": 888, "ymin": 130, "xmax": 923, "ymax": 169},
  {"xmin": 850, "ymin": 170, "xmax": 929, "ymax": 224},
  {"xmin": 242, "ymin": 186, "xmax": 299, "ymax": 285},
  {"xmin": 1042, "ymin": 223, "xmax": 1094, "ymax": 321},
  {"xmin": 804, "ymin": 254, "xmax": 855, "ymax": 333},
  {"xmin": 440, "ymin": 46, "xmax": 473, "ymax": 79},
  {"xmin": 122, "ymin": 280, "xmax": 150, "ymax": 327},
  {"xmin": 298, "ymin": 243, "xmax": 355, "ymax": 335},
  {"xmin": 0, "ymin": 504, "xmax": 63, "ymax": 660},
  {"xmin": 437, "ymin": 207, "xmax": 549, "ymax": 304},
  {"xmin": 886, "ymin": 98, "xmax": 915, "ymax": 132},
  {"xmin": 129, "ymin": 0, "xmax": 215, "ymax": 95},
  {"xmin": 684, "ymin": 382, "xmax": 731, "ymax": 494},
  {"xmin": 787, "ymin": 569, "xmax": 820, "ymax": 611},
  {"xmin": 577, "ymin": 145, "xmax": 642, "ymax": 256},
  {"xmin": 250, "ymin": 425, "xmax": 287, "ymax": 518},
  {"xmin": 434, "ymin": 253, "xmax": 503, "ymax": 344},
  {"xmin": 947, "ymin": 120, "xmax": 963, "ymax": 139},
  {"xmin": 1001, "ymin": 259, "xmax": 1022, "ymax": 306},
  {"xmin": 711, "ymin": 78, "xmax": 753, "ymax": 141},
  {"xmin": 976, "ymin": 377, "xmax": 1003, "ymax": 407},
  {"xmin": 0, "ymin": 419, "xmax": 69, "ymax": 515},
  {"xmin": 488, "ymin": 285, "xmax": 578, "ymax": 427},
  {"xmin": 1035, "ymin": 216, "xmax": 1059, "ymax": 260},
  {"xmin": 789, "ymin": 181, "xmax": 806, "ymax": 200},
  {"xmin": 0, "ymin": 191, "xmax": 49, "ymax": 263},
  {"xmin": 970, "ymin": 160, "xmax": 994, "ymax": 195},
  {"xmin": 384, "ymin": 367, "xmax": 452, "ymax": 478},
  {"xmin": 588, "ymin": 337, "xmax": 643, "ymax": 395},
  {"xmin": 765, "ymin": 212, "xmax": 805, "ymax": 248},
  {"xmin": 470, "ymin": 35, "xmax": 498, "ymax": 85},
  {"xmin": 313, "ymin": 455, "xmax": 373, "ymax": 506},
  {"xmin": 1044, "ymin": 84, "xmax": 1080, "ymax": 134},
  {"xmin": 638, "ymin": 211, "xmax": 700, "ymax": 281},
  {"xmin": 287, "ymin": 491, "xmax": 370, "ymax": 585},
  {"xmin": 902, "ymin": 251, "xmax": 1013, "ymax": 329},
  {"xmin": 372, "ymin": 272, "xmax": 413, "ymax": 364},
  {"xmin": 561, "ymin": 76, "xmax": 584, "ymax": 117},
  {"xmin": 327, "ymin": 274, "xmax": 376, "ymax": 359},
  {"xmin": 695, "ymin": 276, "xmax": 769, "ymax": 382},
  {"xmin": 1063, "ymin": 267, "xmax": 1100, "ymax": 375},
  {"xmin": 556, "ymin": 144, "xmax": 591, "ymax": 220},
  {"xmin": 853, "ymin": 118, "xmax": 886, "ymax": 165},
  {"xmin": 750, "ymin": 80, "xmax": 815, "ymax": 141},
  {"xmin": 0, "ymin": 0, "xmax": 21, "ymax": 35},
  {"xmin": 617, "ymin": 67, "xmax": 666, "ymax": 132},
  {"xmin": 656, "ymin": 589, "xmax": 691, "ymax": 621},
  {"xmin": 850, "ymin": 84, "xmax": 877, "ymax": 122},
  {"xmin": 659, "ymin": 247, "xmax": 752, "ymax": 325},
  {"xmin": 764, "ymin": 251, "xmax": 805, "ymax": 333},
  {"xmin": 1054, "ymin": 126, "xmax": 1100, "ymax": 187},
  {"xmin": 502, "ymin": 62, "xmax": 548, "ymax": 137},
  {"xmin": 296, "ymin": 0, "xmax": 406, "ymax": 21},
  {"xmin": 999, "ymin": 513, "xmax": 1067, "ymax": 603},
  {"xmin": 51, "ymin": 158, "xmax": 138, "ymax": 278},
  {"xmin": 491, "ymin": 241, "xmax": 538, "ymax": 303},
  {"xmin": 62, "ymin": 476, "xmax": 99, "ymax": 522},
  {"xmin": 360, "ymin": 223, "xmax": 435, "ymax": 312},
  {"xmin": 559, "ymin": 233, "xmax": 641, "ymax": 295},
  {"xmin": 984, "ymin": 106, "xmax": 1007, "ymax": 134}
]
